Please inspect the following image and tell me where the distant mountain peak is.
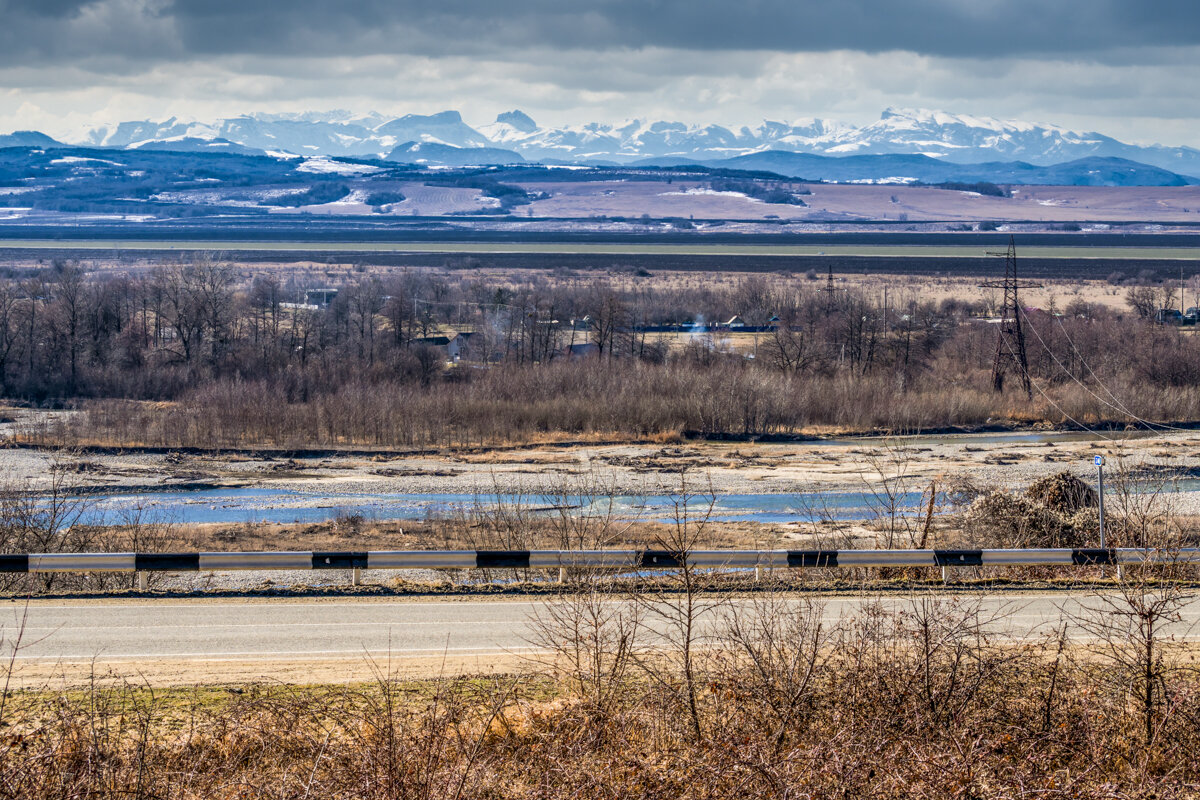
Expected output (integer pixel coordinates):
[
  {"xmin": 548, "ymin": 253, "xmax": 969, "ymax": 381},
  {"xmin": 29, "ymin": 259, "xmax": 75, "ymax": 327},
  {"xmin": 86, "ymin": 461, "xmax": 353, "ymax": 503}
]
[
  {"xmin": 34, "ymin": 107, "xmax": 1200, "ymax": 178},
  {"xmin": 877, "ymin": 106, "xmax": 1066, "ymax": 135},
  {"xmin": 0, "ymin": 130, "xmax": 61, "ymax": 148},
  {"xmin": 395, "ymin": 110, "xmax": 463, "ymax": 124},
  {"xmin": 385, "ymin": 140, "xmax": 524, "ymax": 166},
  {"xmin": 495, "ymin": 110, "xmax": 537, "ymax": 133}
]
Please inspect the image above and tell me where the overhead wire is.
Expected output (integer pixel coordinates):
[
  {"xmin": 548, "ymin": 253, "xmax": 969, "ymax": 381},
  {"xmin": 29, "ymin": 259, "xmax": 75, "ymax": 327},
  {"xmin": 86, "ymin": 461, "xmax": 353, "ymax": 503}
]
[
  {"xmin": 412, "ymin": 296, "xmax": 523, "ymax": 311},
  {"xmin": 1020, "ymin": 304, "xmax": 1192, "ymax": 435},
  {"xmin": 1018, "ymin": 308, "xmax": 1145, "ymax": 431},
  {"xmin": 1025, "ymin": 373, "xmax": 1117, "ymax": 443},
  {"xmin": 998, "ymin": 319, "xmax": 1116, "ymax": 442},
  {"xmin": 1051, "ymin": 314, "xmax": 1193, "ymax": 433}
]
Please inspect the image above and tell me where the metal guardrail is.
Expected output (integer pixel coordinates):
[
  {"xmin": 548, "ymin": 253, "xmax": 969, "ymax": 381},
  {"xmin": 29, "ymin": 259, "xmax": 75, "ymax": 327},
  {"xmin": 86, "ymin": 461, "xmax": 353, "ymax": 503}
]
[{"xmin": 1, "ymin": 548, "xmax": 1196, "ymax": 574}]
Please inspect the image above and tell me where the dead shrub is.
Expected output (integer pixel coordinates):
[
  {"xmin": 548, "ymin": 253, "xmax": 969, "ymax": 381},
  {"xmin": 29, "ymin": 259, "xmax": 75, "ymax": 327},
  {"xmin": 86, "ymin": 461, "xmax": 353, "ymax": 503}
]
[
  {"xmin": 1026, "ymin": 470, "xmax": 1098, "ymax": 513},
  {"xmin": 6, "ymin": 589, "xmax": 1200, "ymax": 797},
  {"xmin": 962, "ymin": 489, "xmax": 1090, "ymax": 549}
]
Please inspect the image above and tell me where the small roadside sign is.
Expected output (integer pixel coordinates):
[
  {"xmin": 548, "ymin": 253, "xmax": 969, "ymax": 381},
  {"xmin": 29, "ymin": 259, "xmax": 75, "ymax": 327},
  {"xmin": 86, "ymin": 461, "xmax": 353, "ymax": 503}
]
[{"xmin": 1094, "ymin": 455, "xmax": 1105, "ymax": 466}]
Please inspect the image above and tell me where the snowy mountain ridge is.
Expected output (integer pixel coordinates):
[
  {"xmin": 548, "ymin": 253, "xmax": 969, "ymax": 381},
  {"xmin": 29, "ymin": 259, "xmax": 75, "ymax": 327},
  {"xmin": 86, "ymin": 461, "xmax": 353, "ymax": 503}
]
[{"xmin": 49, "ymin": 107, "xmax": 1200, "ymax": 176}]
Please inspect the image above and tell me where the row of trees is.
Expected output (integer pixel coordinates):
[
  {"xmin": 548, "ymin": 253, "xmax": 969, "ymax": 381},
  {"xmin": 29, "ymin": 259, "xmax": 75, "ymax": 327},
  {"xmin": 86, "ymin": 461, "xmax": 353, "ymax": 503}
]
[
  {"xmin": 0, "ymin": 259, "xmax": 958, "ymax": 399},
  {"xmin": 6, "ymin": 259, "xmax": 1200, "ymax": 443}
]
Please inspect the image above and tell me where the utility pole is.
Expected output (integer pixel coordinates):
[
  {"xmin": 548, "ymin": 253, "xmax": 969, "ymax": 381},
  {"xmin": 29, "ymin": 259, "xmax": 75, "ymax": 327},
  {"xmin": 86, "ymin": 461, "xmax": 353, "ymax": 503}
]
[
  {"xmin": 821, "ymin": 264, "xmax": 837, "ymax": 313},
  {"xmin": 979, "ymin": 236, "xmax": 1040, "ymax": 400}
]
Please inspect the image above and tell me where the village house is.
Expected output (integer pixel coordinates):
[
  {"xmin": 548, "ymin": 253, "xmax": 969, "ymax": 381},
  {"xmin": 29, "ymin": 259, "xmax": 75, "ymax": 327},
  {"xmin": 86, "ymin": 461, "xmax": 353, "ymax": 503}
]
[{"xmin": 411, "ymin": 333, "xmax": 463, "ymax": 361}]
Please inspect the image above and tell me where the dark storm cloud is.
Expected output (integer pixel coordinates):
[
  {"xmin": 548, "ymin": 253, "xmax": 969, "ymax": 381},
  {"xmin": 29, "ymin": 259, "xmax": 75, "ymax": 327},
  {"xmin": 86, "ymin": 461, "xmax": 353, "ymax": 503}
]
[
  {"xmin": 163, "ymin": 0, "xmax": 1200, "ymax": 58},
  {"xmin": 0, "ymin": 0, "xmax": 175, "ymax": 65},
  {"xmin": 4, "ymin": 0, "xmax": 91, "ymax": 15},
  {"xmin": 2, "ymin": 0, "xmax": 1200, "ymax": 68}
]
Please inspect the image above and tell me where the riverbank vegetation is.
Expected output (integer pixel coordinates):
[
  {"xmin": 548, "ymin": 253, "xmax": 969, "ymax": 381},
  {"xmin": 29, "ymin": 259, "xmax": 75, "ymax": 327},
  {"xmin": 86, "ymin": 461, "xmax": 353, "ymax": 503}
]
[{"xmin": 3, "ymin": 258, "xmax": 1199, "ymax": 450}]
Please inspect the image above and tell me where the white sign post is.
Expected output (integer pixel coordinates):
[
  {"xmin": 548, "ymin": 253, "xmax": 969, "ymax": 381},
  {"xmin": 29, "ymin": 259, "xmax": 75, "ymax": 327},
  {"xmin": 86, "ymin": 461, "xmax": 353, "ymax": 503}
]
[{"xmin": 1094, "ymin": 455, "xmax": 1106, "ymax": 549}]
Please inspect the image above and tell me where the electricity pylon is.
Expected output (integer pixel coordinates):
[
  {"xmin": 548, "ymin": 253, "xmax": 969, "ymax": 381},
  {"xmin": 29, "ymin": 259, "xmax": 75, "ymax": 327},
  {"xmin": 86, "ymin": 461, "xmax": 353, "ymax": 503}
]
[{"xmin": 979, "ymin": 236, "xmax": 1040, "ymax": 399}]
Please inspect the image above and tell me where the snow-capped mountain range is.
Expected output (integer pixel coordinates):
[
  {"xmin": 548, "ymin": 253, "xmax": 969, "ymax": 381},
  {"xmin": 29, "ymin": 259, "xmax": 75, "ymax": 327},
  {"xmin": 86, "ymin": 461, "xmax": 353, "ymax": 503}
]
[{"xmin": 64, "ymin": 108, "xmax": 1200, "ymax": 176}]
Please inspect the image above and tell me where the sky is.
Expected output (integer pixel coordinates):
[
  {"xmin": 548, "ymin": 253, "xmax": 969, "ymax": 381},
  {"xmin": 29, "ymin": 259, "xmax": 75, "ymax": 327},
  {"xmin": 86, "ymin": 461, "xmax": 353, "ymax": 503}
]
[{"xmin": 2, "ymin": 0, "xmax": 1200, "ymax": 146}]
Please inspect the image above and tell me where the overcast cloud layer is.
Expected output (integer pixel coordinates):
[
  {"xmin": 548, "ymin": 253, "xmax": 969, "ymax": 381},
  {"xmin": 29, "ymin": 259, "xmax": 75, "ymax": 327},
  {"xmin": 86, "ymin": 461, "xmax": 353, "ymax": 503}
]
[{"xmin": 1, "ymin": 0, "xmax": 1199, "ymax": 146}]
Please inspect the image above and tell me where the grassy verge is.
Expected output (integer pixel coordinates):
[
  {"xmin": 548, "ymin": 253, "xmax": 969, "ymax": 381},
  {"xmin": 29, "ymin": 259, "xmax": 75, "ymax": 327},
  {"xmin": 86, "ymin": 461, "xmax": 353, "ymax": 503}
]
[{"xmin": 4, "ymin": 586, "xmax": 1200, "ymax": 798}]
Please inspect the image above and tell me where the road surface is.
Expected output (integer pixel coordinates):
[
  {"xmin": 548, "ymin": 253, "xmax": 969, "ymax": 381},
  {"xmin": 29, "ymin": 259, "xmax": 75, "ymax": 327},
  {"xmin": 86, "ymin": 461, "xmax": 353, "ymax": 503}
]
[{"xmin": 2, "ymin": 593, "xmax": 1196, "ymax": 686}]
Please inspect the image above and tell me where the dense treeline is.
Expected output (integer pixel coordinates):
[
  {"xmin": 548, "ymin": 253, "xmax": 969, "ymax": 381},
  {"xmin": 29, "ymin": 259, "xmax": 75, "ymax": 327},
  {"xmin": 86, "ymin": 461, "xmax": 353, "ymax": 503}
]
[{"xmin": 8, "ymin": 259, "xmax": 1200, "ymax": 447}]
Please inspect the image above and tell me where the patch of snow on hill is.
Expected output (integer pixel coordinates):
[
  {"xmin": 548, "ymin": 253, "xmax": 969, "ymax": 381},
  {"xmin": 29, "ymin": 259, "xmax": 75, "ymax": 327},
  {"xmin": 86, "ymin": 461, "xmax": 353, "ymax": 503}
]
[
  {"xmin": 310, "ymin": 190, "xmax": 369, "ymax": 207},
  {"xmin": 50, "ymin": 156, "xmax": 122, "ymax": 166},
  {"xmin": 661, "ymin": 188, "xmax": 762, "ymax": 202},
  {"xmin": 844, "ymin": 177, "xmax": 920, "ymax": 184},
  {"xmin": 295, "ymin": 157, "xmax": 380, "ymax": 175}
]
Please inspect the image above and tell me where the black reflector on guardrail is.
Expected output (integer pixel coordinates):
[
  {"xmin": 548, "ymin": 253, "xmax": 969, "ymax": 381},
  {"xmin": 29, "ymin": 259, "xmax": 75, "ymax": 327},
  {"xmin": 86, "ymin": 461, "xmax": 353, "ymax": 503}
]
[
  {"xmin": 787, "ymin": 551, "xmax": 838, "ymax": 568},
  {"xmin": 313, "ymin": 552, "xmax": 368, "ymax": 569},
  {"xmin": 0, "ymin": 555, "xmax": 28, "ymax": 573},
  {"xmin": 135, "ymin": 553, "xmax": 200, "ymax": 572},
  {"xmin": 1072, "ymin": 549, "xmax": 1116, "ymax": 565},
  {"xmin": 476, "ymin": 551, "xmax": 531, "ymax": 569},
  {"xmin": 935, "ymin": 550, "xmax": 983, "ymax": 567},
  {"xmin": 639, "ymin": 550, "xmax": 682, "ymax": 568}
]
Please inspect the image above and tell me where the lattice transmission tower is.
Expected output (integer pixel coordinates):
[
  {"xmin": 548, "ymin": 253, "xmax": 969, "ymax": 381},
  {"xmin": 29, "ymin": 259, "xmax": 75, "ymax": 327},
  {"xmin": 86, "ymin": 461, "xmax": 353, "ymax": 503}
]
[
  {"xmin": 818, "ymin": 264, "xmax": 838, "ymax": 312},
  {"xmin": 979, "ymin": 236, "xmax": 1040, "ymax": 399}
]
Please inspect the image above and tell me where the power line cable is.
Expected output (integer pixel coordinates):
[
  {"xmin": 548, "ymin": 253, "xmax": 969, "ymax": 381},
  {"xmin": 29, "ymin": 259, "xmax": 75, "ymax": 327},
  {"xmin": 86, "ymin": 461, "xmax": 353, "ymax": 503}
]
[
  {"xmin": 1021, "ymin": 305, "xmax": 1192, "ymax": 435},
  {"xmin": 996, "ymin": 322, "xmax": 1116, "ymax": 442},
  {"xmin": 412, "ymin": 296, "xmax": 524, "ymax": 311},
  {"xmin": 1019, "ymin": 309, "xmax": 1146, "ymax": 429},
  {"xmin": 1051, "ymin": 315, "xmax": 1193, "ymax": 433}
]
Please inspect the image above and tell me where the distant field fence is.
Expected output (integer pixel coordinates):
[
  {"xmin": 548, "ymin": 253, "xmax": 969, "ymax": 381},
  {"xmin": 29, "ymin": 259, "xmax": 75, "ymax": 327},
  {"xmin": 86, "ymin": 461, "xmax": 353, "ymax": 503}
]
[{"xmin": 0, "ymin": 548, "xmax": 1195, "ymax": 578}]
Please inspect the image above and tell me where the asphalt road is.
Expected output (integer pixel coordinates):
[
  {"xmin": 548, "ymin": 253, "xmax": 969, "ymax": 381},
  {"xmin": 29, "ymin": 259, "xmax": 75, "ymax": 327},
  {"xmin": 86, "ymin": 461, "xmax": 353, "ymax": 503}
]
[{"xmin": 5, "ymin": 593, "xmax": 1200, "ymax": 667}]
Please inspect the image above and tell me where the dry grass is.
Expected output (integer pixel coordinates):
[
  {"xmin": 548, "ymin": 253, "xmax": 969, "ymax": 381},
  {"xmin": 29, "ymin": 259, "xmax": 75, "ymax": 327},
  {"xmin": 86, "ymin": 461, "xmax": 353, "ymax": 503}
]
[
  {"xmin": 4, "ymin": 587, "xmax": 1200, "ymax": 798},
  {"xmin": 25, "ymin": 364, "xmax": 1200, "ymax": 454},
  {"xmin": 75, "ymin": 516, "xmax": 787, "ymax": 555}
]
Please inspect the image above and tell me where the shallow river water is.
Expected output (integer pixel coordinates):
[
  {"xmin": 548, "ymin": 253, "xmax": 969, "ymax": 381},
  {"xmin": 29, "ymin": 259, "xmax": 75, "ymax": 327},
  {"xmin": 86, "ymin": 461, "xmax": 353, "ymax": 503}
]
[
  {"xmin": 76, "ymin": 487, "xmax": 934, "ymax": 526},
  {"xmin": 63, "ymin": 429, "xmax": 1187, "ymax": 527}
]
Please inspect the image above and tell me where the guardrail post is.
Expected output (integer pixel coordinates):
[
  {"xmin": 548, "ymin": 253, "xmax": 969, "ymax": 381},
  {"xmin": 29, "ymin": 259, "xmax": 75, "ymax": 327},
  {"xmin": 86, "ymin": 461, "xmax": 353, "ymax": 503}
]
[{"xmin": 11, "ymin": 548, "xmax": 1198, "ymax": 587}]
